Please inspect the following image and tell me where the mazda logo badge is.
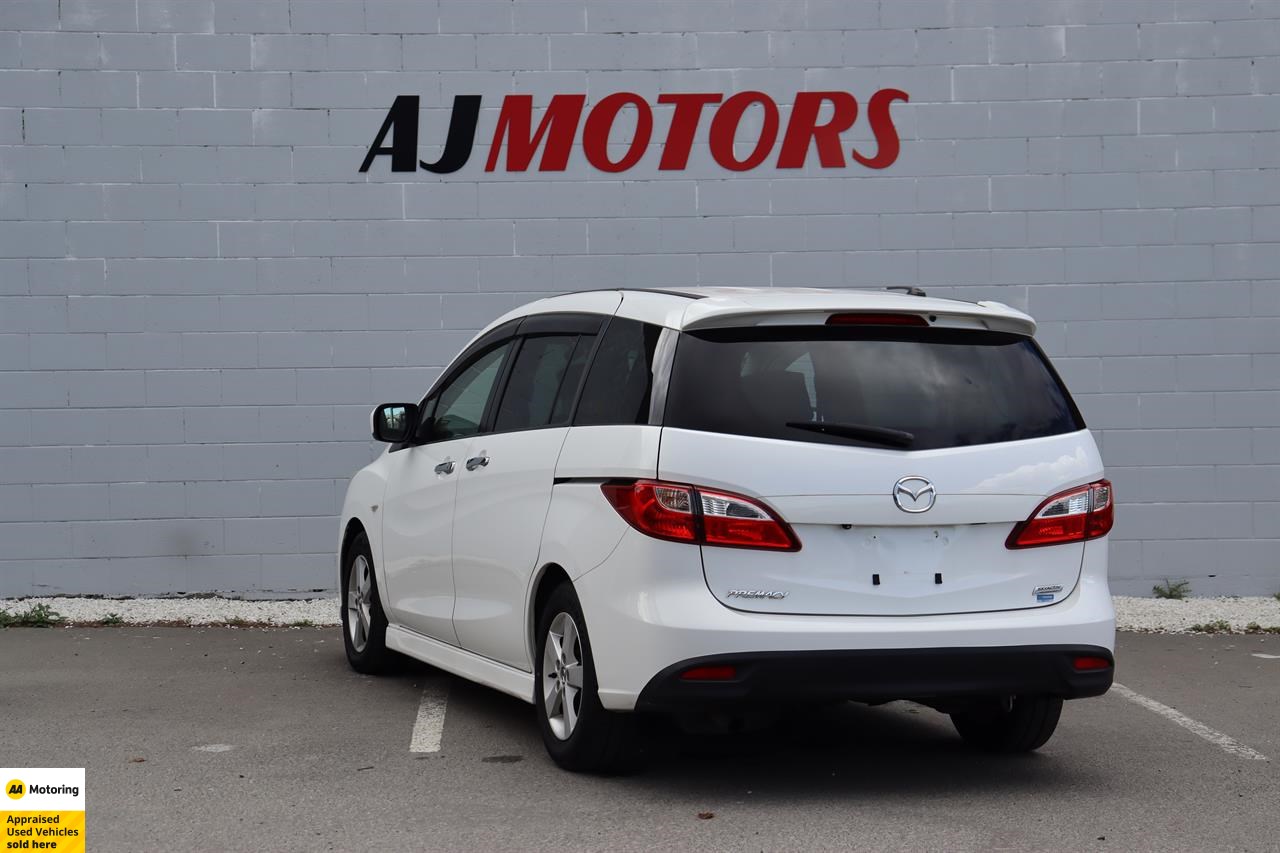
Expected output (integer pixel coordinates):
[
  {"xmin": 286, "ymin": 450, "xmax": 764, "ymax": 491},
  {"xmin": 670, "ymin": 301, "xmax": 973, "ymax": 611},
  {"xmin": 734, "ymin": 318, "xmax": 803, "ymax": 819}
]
[{"xmin": 893, "ymin": 476, "xmax": 936, "ymax": 513}]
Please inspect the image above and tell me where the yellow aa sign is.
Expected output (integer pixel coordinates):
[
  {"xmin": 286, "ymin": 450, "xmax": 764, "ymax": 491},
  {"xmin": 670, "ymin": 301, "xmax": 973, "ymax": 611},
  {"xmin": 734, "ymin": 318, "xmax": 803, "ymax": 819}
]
[{"xmin": 6, "ymin": 778, "xmax": 25, "ymax": 799}]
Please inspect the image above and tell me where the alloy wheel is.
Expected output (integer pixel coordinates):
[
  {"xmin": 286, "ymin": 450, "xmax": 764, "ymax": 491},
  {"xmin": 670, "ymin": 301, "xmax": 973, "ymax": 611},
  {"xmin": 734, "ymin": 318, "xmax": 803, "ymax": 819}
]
[
  {"xmin": 541, "ymin": 611, "xmax": 585, "ymax": 740},
  {"xmin": 347, "ymin": 554, "xmax": 373, "ymax": 653}
]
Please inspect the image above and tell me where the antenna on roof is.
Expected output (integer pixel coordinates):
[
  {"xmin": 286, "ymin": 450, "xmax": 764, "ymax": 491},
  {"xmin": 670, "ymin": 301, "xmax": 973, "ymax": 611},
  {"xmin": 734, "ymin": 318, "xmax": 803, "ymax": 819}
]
[{"xmin": 885, "ymin": 286, "xmax": 927, "ymax": 297}]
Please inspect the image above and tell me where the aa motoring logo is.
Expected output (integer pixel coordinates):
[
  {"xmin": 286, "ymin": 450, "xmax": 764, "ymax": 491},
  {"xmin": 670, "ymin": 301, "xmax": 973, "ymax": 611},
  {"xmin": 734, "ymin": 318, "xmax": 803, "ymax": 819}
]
[
  {"xmin": 6, "ymin": 781, "xmax": 78, "ymax": 799},
  {"xmin": 360, "ymin": 89, "xmax": 909, "ymax": 175}
]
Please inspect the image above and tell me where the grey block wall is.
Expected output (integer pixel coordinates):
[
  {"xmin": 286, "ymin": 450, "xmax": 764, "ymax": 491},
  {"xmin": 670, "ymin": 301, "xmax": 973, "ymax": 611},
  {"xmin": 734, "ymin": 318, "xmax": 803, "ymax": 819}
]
[{"xmin": 1, "ymin": 0, "xmax": 1278, "ymax": 598}]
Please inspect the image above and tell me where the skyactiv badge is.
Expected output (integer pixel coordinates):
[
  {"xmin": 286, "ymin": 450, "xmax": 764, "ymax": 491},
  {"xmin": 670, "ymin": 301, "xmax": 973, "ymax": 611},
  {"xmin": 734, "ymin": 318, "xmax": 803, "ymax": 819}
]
[{"xmin": 2, "ymin": 768, "xmax": 84, "ymax": 853}]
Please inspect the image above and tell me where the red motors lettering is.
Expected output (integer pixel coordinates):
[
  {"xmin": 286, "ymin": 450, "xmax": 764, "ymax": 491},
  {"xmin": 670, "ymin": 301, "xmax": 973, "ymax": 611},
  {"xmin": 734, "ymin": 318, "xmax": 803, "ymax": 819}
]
[{"xmin": 359, "ymin": 90, "xmax": 909, "ymax": 174}]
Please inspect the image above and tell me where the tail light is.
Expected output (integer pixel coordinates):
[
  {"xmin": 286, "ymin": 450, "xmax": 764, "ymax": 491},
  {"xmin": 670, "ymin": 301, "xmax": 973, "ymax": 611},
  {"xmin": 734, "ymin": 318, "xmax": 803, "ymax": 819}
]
[
  {"xmin": 600, "ymin": 480, "xmax": 800, "ymax": 551},
  {"xmin": 1006, "ymin": 479, "xmax": 1114, "ymax": 549}
]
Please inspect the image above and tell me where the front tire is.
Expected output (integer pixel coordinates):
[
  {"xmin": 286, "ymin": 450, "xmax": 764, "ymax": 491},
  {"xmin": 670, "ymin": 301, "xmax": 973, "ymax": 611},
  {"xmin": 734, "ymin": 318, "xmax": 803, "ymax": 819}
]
[
  {"xmin": 534, "ymin": 583, "xmax": 640, "ymax": 773},
  {"xmin": 341, "ymin": 532, "xmax": 392, "ymax": 674},
  {"xmin": 950, "ymin": 695, "xmax": 1063, "ymax": 753}
]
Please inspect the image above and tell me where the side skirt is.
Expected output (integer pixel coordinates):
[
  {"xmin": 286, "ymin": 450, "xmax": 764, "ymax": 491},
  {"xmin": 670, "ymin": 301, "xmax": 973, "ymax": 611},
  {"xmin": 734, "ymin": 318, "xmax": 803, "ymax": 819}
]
[{"xmin": 385, "ymin": 623, "xmax": 536, "ymax": 705}]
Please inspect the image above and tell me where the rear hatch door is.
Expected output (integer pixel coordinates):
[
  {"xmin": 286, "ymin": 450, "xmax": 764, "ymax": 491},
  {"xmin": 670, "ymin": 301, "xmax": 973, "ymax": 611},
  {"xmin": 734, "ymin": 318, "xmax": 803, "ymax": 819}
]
[{"xmin": 659, "ymin": 317, "xmax": 1101, "ymax": 617}]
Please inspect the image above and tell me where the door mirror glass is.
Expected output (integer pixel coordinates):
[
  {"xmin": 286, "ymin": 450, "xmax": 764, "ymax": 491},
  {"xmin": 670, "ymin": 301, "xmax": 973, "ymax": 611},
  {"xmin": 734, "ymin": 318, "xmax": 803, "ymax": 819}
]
[{"xmin": 372, "ymin": 403, "xmax": 417, "ymax": 443}]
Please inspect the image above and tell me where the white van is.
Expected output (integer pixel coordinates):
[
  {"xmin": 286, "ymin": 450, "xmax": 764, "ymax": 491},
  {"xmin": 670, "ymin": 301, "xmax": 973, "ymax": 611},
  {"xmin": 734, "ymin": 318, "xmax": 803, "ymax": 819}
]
[{"xmin": 340, "ymin": 287, "xmax": 1115, "ymax": 771}]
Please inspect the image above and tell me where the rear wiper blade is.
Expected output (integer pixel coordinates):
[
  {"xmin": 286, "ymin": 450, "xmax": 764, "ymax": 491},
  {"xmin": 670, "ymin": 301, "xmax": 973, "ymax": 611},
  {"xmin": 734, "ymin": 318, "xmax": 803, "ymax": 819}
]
[{"xmin": 784, "ymin": 421, "xmax": 915, "ymax": 448}]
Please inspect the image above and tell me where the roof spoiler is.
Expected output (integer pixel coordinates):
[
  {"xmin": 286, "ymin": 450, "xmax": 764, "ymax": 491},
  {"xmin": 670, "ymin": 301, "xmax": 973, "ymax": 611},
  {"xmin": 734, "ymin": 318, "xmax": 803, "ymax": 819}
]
[{"xmin": 885, "ymin": 286, "xmax": 927, "ymax": 297}]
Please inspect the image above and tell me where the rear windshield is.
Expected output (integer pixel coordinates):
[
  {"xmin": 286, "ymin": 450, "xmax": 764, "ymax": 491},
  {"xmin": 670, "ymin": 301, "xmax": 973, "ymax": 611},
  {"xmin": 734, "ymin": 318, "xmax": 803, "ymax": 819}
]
[{"xmin": 664, "ymin": 326, "xmax": 1083, "ymax": 451}]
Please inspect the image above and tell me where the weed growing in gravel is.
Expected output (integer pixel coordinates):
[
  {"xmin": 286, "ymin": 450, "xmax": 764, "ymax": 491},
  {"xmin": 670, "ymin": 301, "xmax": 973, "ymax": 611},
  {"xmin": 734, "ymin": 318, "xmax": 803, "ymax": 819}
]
[
  {"xmin": 290, "ymin": 619, "xmax": 316, "ymax": 627},
  {"xmin": 225, "ymin": 616, "xmax": 251, "ymax": 627},
  {"xmin": 1189, "ymin": 620, "xmax": 1232, "ymax": 633},
  {"xmin": 1152, "ymin": 579, "xmax": 1191, "ymax": 600},
  {"xmin": 0, "ymin": 603, "xmax": 66, "ymax": 628},
  {"xmin": 101, "ymin": 612, "xmax": 124, "ymax": 625},
  {"xmin": 1245, "ymin": 622, "xmax": 1280, "ymax": 634},
  {"xmin": 1274, "ymin": 591, "xmax": 1280, "ymax": 602}
]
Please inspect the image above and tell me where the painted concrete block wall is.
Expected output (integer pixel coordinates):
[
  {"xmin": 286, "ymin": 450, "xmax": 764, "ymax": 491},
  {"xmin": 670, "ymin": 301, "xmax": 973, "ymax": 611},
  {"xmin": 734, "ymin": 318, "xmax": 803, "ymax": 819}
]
[{"xmin": 1, "ymin": 0, "xmax": 1277, "ymax": 598}]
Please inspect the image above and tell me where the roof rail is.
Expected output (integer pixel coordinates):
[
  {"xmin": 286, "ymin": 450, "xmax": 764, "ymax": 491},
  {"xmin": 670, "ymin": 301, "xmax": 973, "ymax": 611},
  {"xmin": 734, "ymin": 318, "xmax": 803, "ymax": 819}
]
[
  {"xmin": 885, "ymin": 286, "xmax": 927, "ymax": 297},
  {"xmin": 563, "ymin": 287, "xmax": 706, "ymax": 300}
]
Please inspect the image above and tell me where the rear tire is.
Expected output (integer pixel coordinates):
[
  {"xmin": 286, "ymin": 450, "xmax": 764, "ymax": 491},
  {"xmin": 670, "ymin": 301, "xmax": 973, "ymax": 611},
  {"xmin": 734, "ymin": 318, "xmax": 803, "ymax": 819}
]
[
  {"xmin": 341, "ymin": 532, "xmax": 392, "ymax": 674},
  {"xmin": 534, "ymin": 583, "xmax": 642, "ymax": 773},
  {"xmin": 950, "ymin": 695, "xmax": 1063, "ymax": 753}
]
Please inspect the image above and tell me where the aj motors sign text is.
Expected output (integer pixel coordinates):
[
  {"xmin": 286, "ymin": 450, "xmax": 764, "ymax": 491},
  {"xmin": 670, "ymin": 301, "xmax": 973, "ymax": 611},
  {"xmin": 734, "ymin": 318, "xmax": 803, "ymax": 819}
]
[{"xmin": 360, "ymin": 90, "xmax": 910, "ymax": 175}]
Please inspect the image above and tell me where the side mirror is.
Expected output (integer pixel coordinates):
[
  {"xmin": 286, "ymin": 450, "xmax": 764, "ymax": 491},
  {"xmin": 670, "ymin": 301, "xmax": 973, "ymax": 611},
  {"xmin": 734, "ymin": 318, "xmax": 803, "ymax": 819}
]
[{"xmin": 371, "ymin": 403, "xmax": 417, "ymax": 443}]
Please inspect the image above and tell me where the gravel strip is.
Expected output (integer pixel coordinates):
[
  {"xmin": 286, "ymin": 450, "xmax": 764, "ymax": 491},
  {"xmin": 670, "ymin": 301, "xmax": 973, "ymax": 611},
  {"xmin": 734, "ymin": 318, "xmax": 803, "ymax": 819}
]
[
  {"xmin": 1, "ymin": 597, "xmax": 342, "ymax": 627},
  {"xmin": 3, "ymin": 595, "xmax": 1279, "ymax": 633},
  {"xmin": 1113, "ymin": 595, "xmax": 1280, "ymax": 634}
]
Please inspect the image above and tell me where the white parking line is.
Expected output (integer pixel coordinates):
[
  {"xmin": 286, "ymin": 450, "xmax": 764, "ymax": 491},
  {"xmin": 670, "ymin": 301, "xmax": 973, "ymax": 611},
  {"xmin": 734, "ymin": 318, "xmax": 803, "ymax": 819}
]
[
  {"xmin": 410, "ymin": 679, "xmax": 450, "ymax": 754},
  {"xmin": 192, "ymin": 744, "xmax": 235, "ymax": 753},
  {"xmin": 1111, "ymin": 682, "xmax": 1268, "ymax": 761},
  {"xmin": 1252, "ymin": 653, "xmax": 1280, "ymax": 660}
]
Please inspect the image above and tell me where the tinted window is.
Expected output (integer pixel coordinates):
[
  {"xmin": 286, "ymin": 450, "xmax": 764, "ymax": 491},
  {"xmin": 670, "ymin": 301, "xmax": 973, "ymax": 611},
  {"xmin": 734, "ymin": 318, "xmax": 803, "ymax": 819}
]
[
  {"xmin": 574, "ymin": 318, "xmax": 663, "ymax": 426},
  {"xmin": 665, "ymin": 326, "xmax": 1082, "ymax": 451},
  {"xmin": 494, "ymin": 334, "xmax": 581, "ymax": 432},
  {"xmin": 549, "ymin": 335, "xmax": 594, "ymax": 425},
  {"xmin": 425, "ymin": 341, "xmax": 513, "ymax": 441}
]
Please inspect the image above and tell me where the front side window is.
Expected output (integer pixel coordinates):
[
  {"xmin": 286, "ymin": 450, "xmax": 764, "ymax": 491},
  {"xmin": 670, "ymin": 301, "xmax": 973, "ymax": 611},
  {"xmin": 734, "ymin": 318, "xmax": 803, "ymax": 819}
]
[
  {"xmin": 574, "ymin": 318, "xmax": 663, "ymax": 426},
  {"xmin": 423, "ymin": 341, "xmax": 513, "ymax": 442}
]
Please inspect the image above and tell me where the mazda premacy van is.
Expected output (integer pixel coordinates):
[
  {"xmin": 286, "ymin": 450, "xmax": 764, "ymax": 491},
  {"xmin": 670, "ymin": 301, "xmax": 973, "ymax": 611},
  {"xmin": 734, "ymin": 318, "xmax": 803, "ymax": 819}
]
[{"xmin": 340, "ymin": 287, "xmax": 1115, "ymax": 771}]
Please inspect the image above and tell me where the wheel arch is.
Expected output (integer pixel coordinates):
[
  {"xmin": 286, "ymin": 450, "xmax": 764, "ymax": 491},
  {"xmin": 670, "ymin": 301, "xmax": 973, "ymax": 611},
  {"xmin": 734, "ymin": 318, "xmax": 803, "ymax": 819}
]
[
  {"xmin": 339, "ymin": 460, "xmax": 391, "ymax": 611},
  {"xmin": 527, "ymin": 562, "xmax": 572, "ymax": 668},
  {"xmin": 340, "ymin": 517, "xmax": 367, "ymax": 569},
  {"xmin": 340, "ymin": 516, "xmax": 390, "ymax": 615},
  {"xmin": 339, "ymin": 517, "xmax": 369, "ymax": 610}
]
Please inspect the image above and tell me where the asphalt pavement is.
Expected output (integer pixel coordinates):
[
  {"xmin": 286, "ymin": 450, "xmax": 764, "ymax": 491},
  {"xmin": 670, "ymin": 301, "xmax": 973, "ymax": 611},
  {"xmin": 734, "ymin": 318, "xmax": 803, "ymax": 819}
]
[{"xmin": 2, "ymin": 627, "xmax": 1277, "ymax": 852}]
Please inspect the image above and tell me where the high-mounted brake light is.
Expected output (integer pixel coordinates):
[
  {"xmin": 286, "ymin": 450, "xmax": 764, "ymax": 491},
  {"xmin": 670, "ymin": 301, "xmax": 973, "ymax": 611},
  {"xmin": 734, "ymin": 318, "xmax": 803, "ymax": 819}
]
[
  {"xmin": 1006, "ymin": 479, "xmax": 1114, "ymax": 549},
  {"xmin": 601, "ymin": 480, "xmax": 800, "ymax": 551},
  {"xmin": 826, "ymin": 312, "xmax": 928, "ymax": 326}
]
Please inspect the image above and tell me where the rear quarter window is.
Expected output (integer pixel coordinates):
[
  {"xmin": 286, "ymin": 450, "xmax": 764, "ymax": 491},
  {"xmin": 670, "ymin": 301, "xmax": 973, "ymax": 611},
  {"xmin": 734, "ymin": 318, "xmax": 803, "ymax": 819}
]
[
  {"xmin": 664, "ymin": 326, "xmax": 1083, "ymax": 451},
  {"xmin": 573, "ymin": 317, "xmax": 663, "ymax": 426}
]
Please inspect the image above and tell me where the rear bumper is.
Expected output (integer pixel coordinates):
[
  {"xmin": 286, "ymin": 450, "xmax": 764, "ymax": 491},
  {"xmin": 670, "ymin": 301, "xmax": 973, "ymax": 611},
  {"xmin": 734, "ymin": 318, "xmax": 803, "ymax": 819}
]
[
  {"xmin": 636, "ymin": 644, "xmax": 1114, "ymax": 712},
  {"xmin": 575, "ymin": 531, "xmax": 1115, "ymax": 712}
]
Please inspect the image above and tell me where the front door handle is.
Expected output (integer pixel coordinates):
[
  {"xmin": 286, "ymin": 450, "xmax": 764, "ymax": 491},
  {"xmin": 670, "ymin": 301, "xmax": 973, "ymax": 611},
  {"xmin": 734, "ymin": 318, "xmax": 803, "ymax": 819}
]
[
  {"xmin": 465, "ymin": 455, "xmax": 489, "ymax": 471},
  {"xmin": 434, "ymin": 461, "xmax": 455, "ymax": 475}
]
